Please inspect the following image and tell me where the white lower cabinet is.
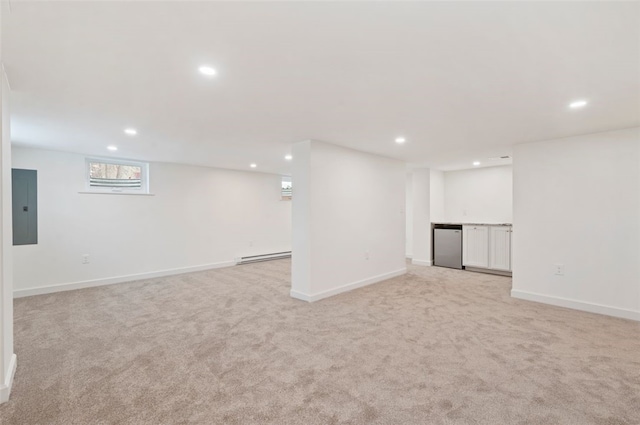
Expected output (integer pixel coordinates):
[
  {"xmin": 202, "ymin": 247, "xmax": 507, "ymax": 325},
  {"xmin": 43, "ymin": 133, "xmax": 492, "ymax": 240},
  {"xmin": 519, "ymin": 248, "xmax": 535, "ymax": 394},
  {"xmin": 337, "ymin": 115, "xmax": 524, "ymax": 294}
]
[
  {"xmin": 462, "ymin": 225, "xmax": 512, "ymax": 272},
  {"xmin": 489, "ymin": 226, "xmax": 512, "ymax": 271},
  {"xmin": 462, "ymin": 225, "xmax": 489, "ymax": 268}
]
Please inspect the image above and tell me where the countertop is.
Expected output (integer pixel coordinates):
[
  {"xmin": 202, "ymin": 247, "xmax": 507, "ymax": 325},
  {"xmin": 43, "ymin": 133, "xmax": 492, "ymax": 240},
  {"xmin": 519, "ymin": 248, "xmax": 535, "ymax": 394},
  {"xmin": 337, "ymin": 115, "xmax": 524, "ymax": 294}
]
[{"xmin": 432, "ymin": 222, "xmax": 512, "ymax": 226}]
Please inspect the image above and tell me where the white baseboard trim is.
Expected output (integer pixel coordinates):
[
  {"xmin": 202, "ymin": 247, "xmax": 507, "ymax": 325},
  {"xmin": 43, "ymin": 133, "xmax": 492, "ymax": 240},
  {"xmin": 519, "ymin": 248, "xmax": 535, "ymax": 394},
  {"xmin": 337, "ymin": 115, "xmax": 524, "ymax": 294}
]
[
  {"xmin": 411, "ymin": 259, "xmax": 432, "ymax": 267},
  {"xmin": 0, "ymin": 354, "xmax": 17, "ymax": 404},
  {"xmin": 511, "ymin": 290, "xmax": 640, "ymax": 322},
  {"xmin": 290, "ymin": 268, "xmax": 407, "ymax": 303},
  {"xmin": 14, "ymin": 260, "xmax": 237, "ymax": 298}
]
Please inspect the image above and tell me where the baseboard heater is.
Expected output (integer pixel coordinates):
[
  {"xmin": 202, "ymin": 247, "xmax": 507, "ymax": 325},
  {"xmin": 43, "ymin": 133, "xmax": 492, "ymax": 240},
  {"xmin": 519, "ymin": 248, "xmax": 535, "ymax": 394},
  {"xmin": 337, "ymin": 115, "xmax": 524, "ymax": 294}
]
[{"xmin": 236, "ymin": 251, "xmax": 291, "ymax": 265}]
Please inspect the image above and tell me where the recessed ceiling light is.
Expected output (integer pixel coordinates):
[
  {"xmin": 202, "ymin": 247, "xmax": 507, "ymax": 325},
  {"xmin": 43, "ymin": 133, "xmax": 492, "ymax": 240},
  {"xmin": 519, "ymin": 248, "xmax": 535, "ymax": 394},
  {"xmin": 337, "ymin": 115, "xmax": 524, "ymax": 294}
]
[
  {"xmin": 395, "ymin": 137, "xmax": 406, "ymax": 144},
  {"xmin": 124, "ymin": 128, "xmax": 137, "ymax": 136},
  {"xmin": 569, "ymin": 100, "xmax": 588, "ymax": 109},
  {"xmin": 250, "ymin": 163, "xmax": 257, "ymax": 168},
  {"xmin": 473, "ymin": 161, "xmax": 481, "ymax": 166},
  {"xmin": 107, "ymin": 145, "xmax": 118, "ymax": 151},
  {"xmin": 285, "ymin": 155, "xmax": 293, "ymax": 160},
  {"xmin": 199, "ymin": 66, "xmax": 217, "ymax": 76}
]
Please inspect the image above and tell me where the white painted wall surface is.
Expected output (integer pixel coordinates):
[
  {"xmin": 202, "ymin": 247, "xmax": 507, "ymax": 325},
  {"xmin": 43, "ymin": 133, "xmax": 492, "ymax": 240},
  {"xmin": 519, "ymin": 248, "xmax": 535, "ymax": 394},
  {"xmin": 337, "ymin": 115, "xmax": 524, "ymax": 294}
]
[
  {"xmin": 0, "ymin": 75, "xmax": 11, "ymax": 402},
  {"xmin": 291, "ymin": 141, "xmax": 312, "ymax": 296},
  {"xmin": 444, "ymin": 165, "xmax": 513, "ymax": 224},
  {"xmin": 429, "ymin": 169, "xmax": 445, "ymax": 222},
  {"xmin": 405, "ymin": 172, "xmax": 413, "ymax": 257},
  {"xmin": 291, "ymin": 140, "xmax": 406, "ymax": 301},
  {"xmin": 512, "ymin": 128, "xmax": 640, "ymax": 321},
  {"xmin": 1, "ymin": 19, "xmax": 17, "ymax": 401},
  {"xmin": 12, "ymin": 147, "xmax": 292, "ymax": 296},
  {"xmin": 411, "ymin": 169, "xmax": 432, "ymax": 266}
]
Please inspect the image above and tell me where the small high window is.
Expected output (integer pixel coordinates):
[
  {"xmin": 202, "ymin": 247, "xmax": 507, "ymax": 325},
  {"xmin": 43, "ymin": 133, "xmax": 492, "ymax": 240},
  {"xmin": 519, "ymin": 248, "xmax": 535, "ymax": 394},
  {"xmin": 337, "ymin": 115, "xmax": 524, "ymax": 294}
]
[
  {"xmin": 86, "ymin": 158, "xmax": 149, "ymax": 193},
  {"xmin": 281, "ymin": 177, "xmax": 292, "ymax": 200}
]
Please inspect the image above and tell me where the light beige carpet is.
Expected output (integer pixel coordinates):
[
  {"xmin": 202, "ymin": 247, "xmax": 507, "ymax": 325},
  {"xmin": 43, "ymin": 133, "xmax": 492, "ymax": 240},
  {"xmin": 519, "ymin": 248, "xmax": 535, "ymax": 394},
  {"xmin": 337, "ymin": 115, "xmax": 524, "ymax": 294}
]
[{"xmin": 1, "ymin": 260, "xmax": 639, "ymax": 425}]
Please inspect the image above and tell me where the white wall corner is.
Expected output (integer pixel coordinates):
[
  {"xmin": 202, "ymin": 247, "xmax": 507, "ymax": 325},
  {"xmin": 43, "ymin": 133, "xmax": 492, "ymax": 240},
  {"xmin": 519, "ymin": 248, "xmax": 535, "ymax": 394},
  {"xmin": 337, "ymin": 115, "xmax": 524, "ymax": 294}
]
[
  {"xmin": 289, "ymin": 289, "xmax": 312, "ymax": 302},
  {"xmin": 290, "ymin": 268, "xmax": 406, "ymax": 303},
  {"xmin": 511, "ymin": 290, "xmax": 640, "ymax": 322},
  {"xmin": 0, "ymin": 353, "xmax": 17, "ymax": 404}
]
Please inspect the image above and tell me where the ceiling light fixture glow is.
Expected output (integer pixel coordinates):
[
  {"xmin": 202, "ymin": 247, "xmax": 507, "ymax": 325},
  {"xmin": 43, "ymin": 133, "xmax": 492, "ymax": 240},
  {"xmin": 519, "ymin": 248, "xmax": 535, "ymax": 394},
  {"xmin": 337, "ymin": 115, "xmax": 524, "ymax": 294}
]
[
  {"xmin": 199, "ymin": 66, "xmax": 217, "ymax": 76},
  {"xmin": 285, "ymin": 155, "xmax": 293, "ymax": 160},
  {"xmin": 250, "ymin": 163, "xmax": 257, "ymax": 168},
  {"xmin": 124, "ymin": 128, "xmax": 137, "ymax": 136},
  {"xmin": 395, "ymin": 137, "xmax": 406, "ymax": 144},
  {"xmin": 569, "ymin": 100, "xmax": 588, "ymax": 109},
  {"xmin": 473, "ymin": 161, "xmax": 481, "ymax": 166},
  {"xmin": 107, "ymin": 145, "xmax": 118, "ymax": 151}
]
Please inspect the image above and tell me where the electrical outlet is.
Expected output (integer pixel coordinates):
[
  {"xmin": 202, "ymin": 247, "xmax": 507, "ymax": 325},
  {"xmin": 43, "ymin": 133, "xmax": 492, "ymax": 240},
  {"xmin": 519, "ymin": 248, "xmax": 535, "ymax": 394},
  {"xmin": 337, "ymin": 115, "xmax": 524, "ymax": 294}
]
[
  {"xmin": 82, "ymin": 254, "xmax": 90, "ymax": 264},
  {"xmin": 365, "ymin": 251, "xmax": 370, "ymax": 260},
  {"xmin": 554, "ymin": 264, "xmax": 564, "ymax": 276},
  {"xmin": 249, "ymin": 241, "xmax": 253, "ymax": 247}
]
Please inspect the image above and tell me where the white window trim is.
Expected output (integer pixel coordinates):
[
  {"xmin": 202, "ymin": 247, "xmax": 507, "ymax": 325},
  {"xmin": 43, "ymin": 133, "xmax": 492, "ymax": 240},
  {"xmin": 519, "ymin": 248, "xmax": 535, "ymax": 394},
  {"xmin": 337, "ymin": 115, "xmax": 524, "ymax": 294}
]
[
  {"xmin": 83, "ymin": 157, "xmax": 150, "ymax": 194},
  {"xmin": 281, "ymin": 176, "xmax": 292, "ymax": 201}
]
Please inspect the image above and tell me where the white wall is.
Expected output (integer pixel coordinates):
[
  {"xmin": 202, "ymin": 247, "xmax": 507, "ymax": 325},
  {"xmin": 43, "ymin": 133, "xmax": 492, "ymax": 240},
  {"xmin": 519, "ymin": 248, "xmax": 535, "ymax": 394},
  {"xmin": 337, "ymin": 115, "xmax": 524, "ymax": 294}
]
[
  {"xmin": 411, "ymin": 168, "xmax": 431, "ymax": 266},
  {"xmin": 291, "ymin": 141, "xmax": 312, "ymax": 296},
  {"xmin": 444, "ymin": 165, "xmax": 512, "ymax": 224},
  {"xmin": 405, "ymin": 169, "xmax": 443, "ymax": 259},
  {"xmin": 512, "ymin": 128, "xmax": 640, "ymax": 321},
  {"xmin": 12, "ymin": 147, "xmax": 292, "ymax": 296},
  {"xmin": 405, "ymin": 172, "xmax": 413, "ymax": 257},
  {"xmin": 1, "ymin": 7, "xmax": 17, "ymax": 400},
  {"xmin": 429, "ymin": 169, "xmax": 445, "ymax": 222},
  {"xmin": 291, "ymin": 140, "xmax": 406, "ymax": 301}
]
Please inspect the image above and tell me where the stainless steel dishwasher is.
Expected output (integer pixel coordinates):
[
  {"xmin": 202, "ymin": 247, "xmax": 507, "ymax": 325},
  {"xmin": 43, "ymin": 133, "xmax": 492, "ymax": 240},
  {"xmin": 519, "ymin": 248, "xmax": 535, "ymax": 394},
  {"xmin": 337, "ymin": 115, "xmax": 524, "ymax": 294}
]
[{"xmin": 433, "ymin": 225, "xmax": 463, "ymax": 269}]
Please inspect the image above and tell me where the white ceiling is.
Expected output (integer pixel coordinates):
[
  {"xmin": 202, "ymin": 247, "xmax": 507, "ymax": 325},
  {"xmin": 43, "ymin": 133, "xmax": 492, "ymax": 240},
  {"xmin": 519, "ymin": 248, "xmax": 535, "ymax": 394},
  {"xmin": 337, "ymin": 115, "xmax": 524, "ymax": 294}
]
[{"xmin": 4, "ymin": 1, "xmax": 639, "ymax": 174}]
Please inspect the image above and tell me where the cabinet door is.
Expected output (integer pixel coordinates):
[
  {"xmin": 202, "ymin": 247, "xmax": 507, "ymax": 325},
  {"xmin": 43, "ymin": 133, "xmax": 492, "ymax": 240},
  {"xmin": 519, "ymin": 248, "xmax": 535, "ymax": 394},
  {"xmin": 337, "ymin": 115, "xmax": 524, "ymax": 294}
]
[
  {"xmin": 463, "ymin": 225, "xmax": 489, "ymax": 268},
  {"xmin": 489, "ymin": 226, "xmax": 511, "ymax": 271}
]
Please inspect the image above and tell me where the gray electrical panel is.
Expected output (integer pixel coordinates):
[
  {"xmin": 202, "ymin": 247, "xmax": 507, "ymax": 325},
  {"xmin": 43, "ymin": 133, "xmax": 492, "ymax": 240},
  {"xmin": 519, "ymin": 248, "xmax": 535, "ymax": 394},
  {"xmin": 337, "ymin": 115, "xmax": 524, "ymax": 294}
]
[{"xmin": 12, "ymin": 168, "xmax": 38, "ymax": 245}]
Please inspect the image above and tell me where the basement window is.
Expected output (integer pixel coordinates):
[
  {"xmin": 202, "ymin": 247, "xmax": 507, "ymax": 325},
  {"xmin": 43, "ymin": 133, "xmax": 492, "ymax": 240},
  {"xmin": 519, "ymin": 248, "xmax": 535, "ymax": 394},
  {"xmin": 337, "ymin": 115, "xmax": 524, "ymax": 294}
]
[
  {"xmin": 85, "ymin": 158, "xmax": 149, "ymax": 194},
  {"xmin": 281, "ymin": 177, "xmax": 292, "ymax": 200}
]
